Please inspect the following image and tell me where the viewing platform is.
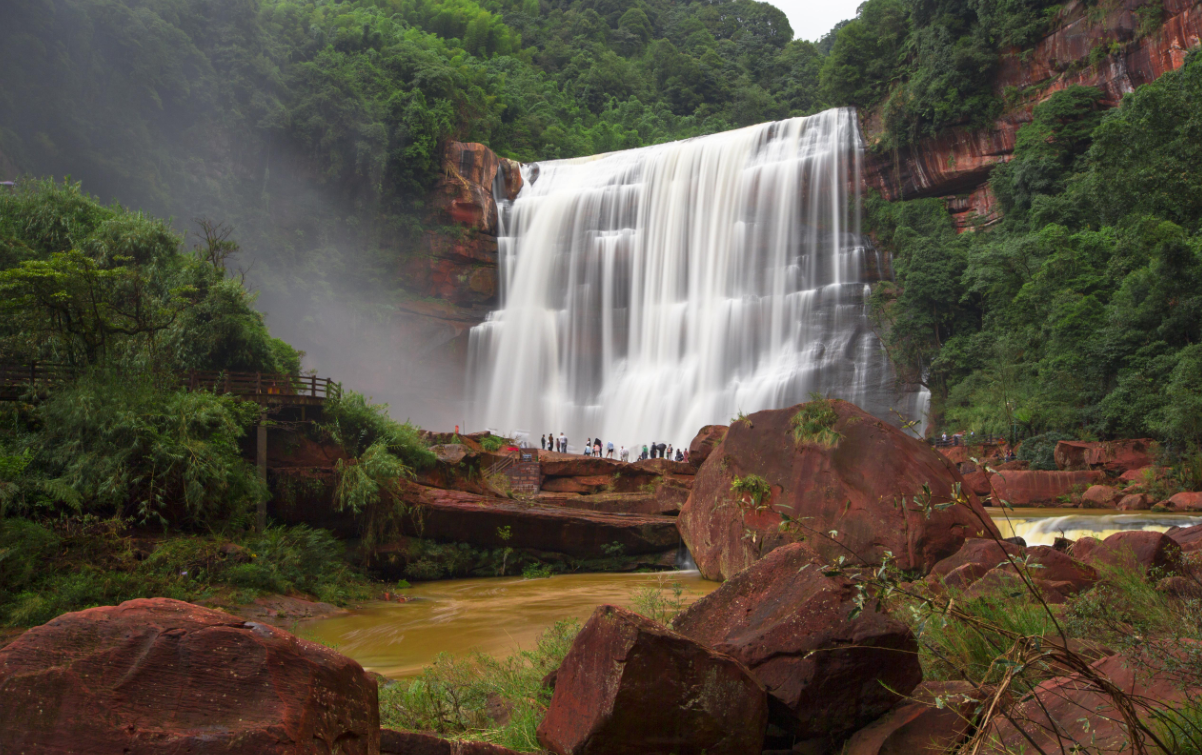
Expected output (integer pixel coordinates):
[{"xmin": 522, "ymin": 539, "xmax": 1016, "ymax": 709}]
[{"xmin": 0, "ymin": 362, "xmax": 341, "ymax": 409}]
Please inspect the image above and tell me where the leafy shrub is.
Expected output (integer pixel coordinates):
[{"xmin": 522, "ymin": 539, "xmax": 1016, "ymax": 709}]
[
  {"xmin": 479, "ymin": 435, "xmax": 504, "ymax": 452},
  {"xmin": 379, "ymin": 620, "xmax": 580, "ymax": 750},
  {"xmin": 730, "ymin": 474, "xmax": 772, "ymax": 508},
  {"xmin": 0, "ymin": 522, "xmax": 373, "ymax": 626},
  {"xmin": 23, "ymin": 371, "xmax": 266, "ymax": 526}
]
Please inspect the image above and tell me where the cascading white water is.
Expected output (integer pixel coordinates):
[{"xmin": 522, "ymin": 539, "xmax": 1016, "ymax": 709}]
[{"xmin": 466, "ymin": 108, "xmax": 924, "ymax": 451}]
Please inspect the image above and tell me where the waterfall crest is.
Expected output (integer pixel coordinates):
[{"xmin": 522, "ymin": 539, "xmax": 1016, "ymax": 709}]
[{"xmin": 466, "ymin": 108, "xmax": 923, "ymax": 450}]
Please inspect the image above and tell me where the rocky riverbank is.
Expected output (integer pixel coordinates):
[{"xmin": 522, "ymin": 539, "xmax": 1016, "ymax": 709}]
[{"xmin": 3, "ymin": 397, "xmax": 1201, "ymax": 753}]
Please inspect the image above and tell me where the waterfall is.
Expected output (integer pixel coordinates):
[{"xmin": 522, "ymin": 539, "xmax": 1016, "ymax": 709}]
[{"xmin": 466, "ymin": 108, "xmax": 923, "ymax": 451}]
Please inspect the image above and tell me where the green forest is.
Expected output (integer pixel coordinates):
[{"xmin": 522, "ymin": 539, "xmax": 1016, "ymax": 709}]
[
  {"xmin": 872, "ymin": 56, "xmax": 1202, "ymax": 448},
  {"xmin": 2, "ymin": 0, "xmax": 1199, "ymax": 441},
  {"xmin": 0, "ymin": 0, "xmax": 1075, "ymax": 336}
]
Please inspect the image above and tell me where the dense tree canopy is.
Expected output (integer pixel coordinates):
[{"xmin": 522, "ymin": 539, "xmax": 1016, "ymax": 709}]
[{"xmin": 871, "ymin": 55, "xmax": 1202, "ymax": 448}]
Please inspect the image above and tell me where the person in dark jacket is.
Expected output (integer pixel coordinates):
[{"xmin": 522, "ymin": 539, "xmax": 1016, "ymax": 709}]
[{"xmin": 656, "ymin": 442, "xmax": 667, "ymax": 458}]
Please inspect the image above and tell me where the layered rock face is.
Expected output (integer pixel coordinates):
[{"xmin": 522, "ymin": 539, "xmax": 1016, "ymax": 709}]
[
  {"xmin": 677, "ymin": 399, "xmax": 997, "ymax": 580},
  {"xmin": 863, "ymin": 0, "xmax": 1202, "ymax": 227},
  {"xmin": 390, "ymin": 141, "xmax": 521, "ymax": 424},
  {"xmin": 0, "ymin": 598, "xmax": 379, "ymax": 754}
]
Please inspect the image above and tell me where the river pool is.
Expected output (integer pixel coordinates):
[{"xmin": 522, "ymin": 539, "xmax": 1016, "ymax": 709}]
[{"xmin": 302, "ymin": 508, "xmax": 1201, "ymax": 678}]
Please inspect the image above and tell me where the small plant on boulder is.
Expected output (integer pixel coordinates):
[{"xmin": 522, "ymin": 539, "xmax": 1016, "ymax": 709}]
[
  {"xmin": 790, "ymin": 395, "xmax": 842, "ymax": 448},
  {"xmin": 730, "ymin": 474, "xmax": 772, "ymax": 510}
]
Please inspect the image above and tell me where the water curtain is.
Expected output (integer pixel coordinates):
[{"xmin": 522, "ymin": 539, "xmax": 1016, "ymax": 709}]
[{"xmin": 467, "ymin": 108, "xmax": 923, "ymax": 450}]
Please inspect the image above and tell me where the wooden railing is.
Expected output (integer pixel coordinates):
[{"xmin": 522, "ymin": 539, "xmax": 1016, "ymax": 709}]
[
  {"xmin": 0, "ymin": 362, "xmax": 340, "ymax": 404},
  {"xmin": 184, "ymin": 370, "xmax": 341, "ymax": 402}
]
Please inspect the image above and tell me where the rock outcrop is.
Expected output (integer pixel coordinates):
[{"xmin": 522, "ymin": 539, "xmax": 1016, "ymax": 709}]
[
  {"xmin": 687, "ymin": 425, "xmax": 727, "ymax": 467},
  {"xmin": 678, "ymin": 399, "xmax": 996, "ymax": 580},
  {"xmin": 1054, "ymin": 439, "xmax": 1156, "ymax": 473},
  {"xmin": 988, "ymin": 470, "xmax": 1104, "ymax": 506},
  {"xmin": 537, "ymin": 604, "xmax": 769, "ymax": 755},
  {"xmin": 862, "ymin": 0, "xmax": 1202, "ymax": 228},
  {"xmin": 397, "ymin": 483, "xmax": 681, "ymax": 560},
  {"xmin": 672, "ymin": 543, "xmax": 922, "ymax": 743},
  {"xmin": 0, "ymin": 598, "xmax": 379, "ymax": 754}
]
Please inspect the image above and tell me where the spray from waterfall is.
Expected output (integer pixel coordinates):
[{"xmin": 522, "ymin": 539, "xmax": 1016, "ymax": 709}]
[{"xmin": 466, "ymin": 108, "xmax": 924, "ymax": 450}]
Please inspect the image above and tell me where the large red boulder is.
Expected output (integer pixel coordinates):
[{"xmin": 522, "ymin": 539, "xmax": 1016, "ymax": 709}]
[
  {"xmin": 1080, "ymin": 484, "xmax": 1120, "ymax": 508},
  {"xmin": 678, "ymin": 400, "xmax": 997, "ymax": 580},
  {"xmin": 988, "ymin": 470, "xmax": 1104, "ymax": 506},
  {"xmin": 1054, "ymin": 439, "xmax": 1156, "ymax": 473},
  {"xmin": 929, "ymin": 538, "xmax": 1023, "ymax": 580},
  {"xmin": 984, "ymin": 643, "xmax": 1201, "ymax": 753},
  {"xmin": 843, "ymin": 681, "xmax": 981, "ymax": 755},
  {"xmin": 687, "ymin": 425, "xmax": 727, "ymax": 467},
  {"xmin": 536, "ymin": 604, "xmax": 768, "ymax": 755},
  {"xmin": 0, "ymin": 598, "xmax": 379, "ymax": 754},
  {"xmin": 1168, "ymin": 491, "xmax": 1202, "ymax": 511},
  {"xmin": 1076, "ymin": 530, "xmax": 1183, "ymax": 573},
  {"xmin": 1167, "ymin": 522, "xmax": 1202, "ymax": 549},
  {"xmin": 671, "ymin": 543, "xmax": 921, "ymax": 742}
]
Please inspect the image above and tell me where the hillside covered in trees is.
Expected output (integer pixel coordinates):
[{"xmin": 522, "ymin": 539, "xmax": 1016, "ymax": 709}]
[{"xmin": 3, "ymin": 0, "xmax": 1202, "ymax": 447}]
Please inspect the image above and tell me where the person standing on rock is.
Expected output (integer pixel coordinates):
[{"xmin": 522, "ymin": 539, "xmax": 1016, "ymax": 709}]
[
  {"xmin": 540, "ymin": 434, "xmax": 546, "ymax": 450},
  {"xmin": 559, "ymin": 432, "xmax": 567, "ymax": 453},
  {"xmin": 667, "ymin": 443, "xmax": 673, "ymax": 459},
  {"xmin": 657, "ymin": 442, "xmax": 667, "ymax": 458},
  {"xmin": 593, "ymin": 438, "xmax": 602, "ymax": 456},
  {"xmin": 606, "ymin": 440, "xmax": 615, "ymax": 458},
  {"xmin": 620, "ymin": 445, "xmax": 628, "ymax": 461}
]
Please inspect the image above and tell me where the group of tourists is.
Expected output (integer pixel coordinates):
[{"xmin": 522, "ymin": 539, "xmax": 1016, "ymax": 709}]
[
  {"xmin": 538, "ymin": 433, "xmax": 687, "ymax": 463},
  {"xmin": 640, "ymin": 442, "xmax": 685, "ymax": 462}
]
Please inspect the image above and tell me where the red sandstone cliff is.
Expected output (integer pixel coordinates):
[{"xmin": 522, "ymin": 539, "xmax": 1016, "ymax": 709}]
[{"xmin": 862, "ymin": 0, "xmax": 1202, "ymax": 229}]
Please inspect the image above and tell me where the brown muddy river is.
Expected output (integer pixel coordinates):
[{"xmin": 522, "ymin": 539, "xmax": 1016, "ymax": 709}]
[
  {"xmin": 300, "ymin": 571, "xmax": 720, "ymax": 678},
  {"xmin": 303, "ymin": 508, "xmax": 1201, "ymax": 679}
]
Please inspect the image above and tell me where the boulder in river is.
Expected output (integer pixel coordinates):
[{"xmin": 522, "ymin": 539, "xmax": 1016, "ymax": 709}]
[
  {"xmin": 672, "ymin": 543, "xmax": 921, "ymax": 743},
  {"xmin": 1168, "ymin": 491, "xmax": 1202, "ymax": 511},
  {"xmin": 678, "ymin": 400, "xmax": 996, "ymax": 580},
  {"xmin": 1073, "ymin": 530, "xmax": 1183, "ymax": 573},
  {"xmin": 537, "ymin": 604, "xmax": 768, "ymax": 755},
  {"xmin": 1080, "ymin": 484, "xmax": 1120, "ymax": 508},
  {"xmin": 0, "ymin": 598, "xmax": 379, "ymax": 754}
]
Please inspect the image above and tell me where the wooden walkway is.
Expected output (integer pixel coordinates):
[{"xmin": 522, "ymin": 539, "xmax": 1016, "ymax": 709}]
[{"xmin": 0, "ymin": 362, "xmax": 340, "ymax": 407}]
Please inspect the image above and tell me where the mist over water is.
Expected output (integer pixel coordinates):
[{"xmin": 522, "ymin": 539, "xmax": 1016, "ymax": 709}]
[{"xmin": 468, "ymin": 108, "xmax": 925, "ymax": 450}]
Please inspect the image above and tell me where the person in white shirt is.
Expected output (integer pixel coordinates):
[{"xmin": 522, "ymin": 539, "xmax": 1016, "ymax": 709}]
[{"xmin": 619, "ymin": 445, "xmax": 628, "ymax": 461}]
